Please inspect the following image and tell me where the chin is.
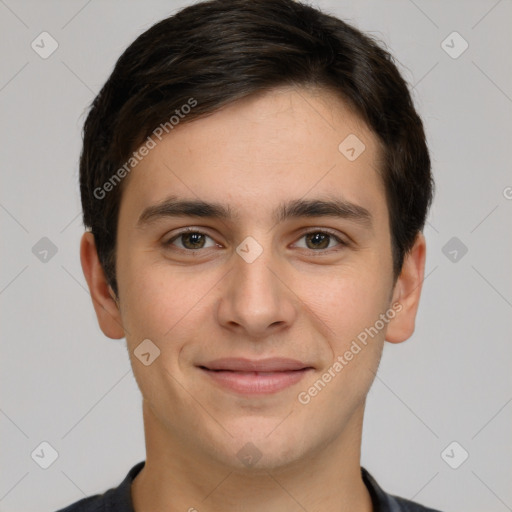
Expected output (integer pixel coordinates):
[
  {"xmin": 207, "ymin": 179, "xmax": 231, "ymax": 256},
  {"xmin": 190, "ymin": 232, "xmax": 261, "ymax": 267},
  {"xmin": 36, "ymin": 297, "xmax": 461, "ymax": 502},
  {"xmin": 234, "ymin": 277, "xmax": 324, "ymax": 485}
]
[{"xmin": 203, "ymin": 418, "xmax": 311, "ymax": 471}]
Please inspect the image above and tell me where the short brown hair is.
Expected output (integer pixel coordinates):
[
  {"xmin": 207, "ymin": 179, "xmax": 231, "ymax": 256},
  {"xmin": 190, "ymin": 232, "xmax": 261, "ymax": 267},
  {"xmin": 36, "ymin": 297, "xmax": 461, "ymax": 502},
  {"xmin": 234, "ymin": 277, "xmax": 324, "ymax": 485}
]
[{"xmin": 80, "ymin": 0, "xmax": 434, "ymax": 295}]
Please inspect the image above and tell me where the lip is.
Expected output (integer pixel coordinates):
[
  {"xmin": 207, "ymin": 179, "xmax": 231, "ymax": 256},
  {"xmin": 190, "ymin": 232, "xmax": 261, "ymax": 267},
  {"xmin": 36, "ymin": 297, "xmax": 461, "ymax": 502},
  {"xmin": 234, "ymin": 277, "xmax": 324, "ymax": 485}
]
[{"xmin": 198, "ymin": 358, "xmax": 314, "ymax": 395}]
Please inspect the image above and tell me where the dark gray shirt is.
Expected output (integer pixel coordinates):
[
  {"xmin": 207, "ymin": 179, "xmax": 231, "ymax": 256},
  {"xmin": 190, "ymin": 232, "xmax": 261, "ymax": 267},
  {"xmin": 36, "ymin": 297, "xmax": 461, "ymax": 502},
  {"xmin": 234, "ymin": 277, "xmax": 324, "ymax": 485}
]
[{"xmin": 55, "ymin": 461, "xmax": 442, "ymax": 512}]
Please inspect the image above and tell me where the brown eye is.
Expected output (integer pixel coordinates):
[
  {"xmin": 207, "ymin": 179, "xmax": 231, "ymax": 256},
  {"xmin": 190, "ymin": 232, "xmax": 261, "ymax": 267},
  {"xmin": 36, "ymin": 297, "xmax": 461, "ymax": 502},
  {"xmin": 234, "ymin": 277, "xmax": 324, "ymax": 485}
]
[
  {"xmin": 295, "ymin": 231, "xmax": 345, "ymax": 251},
  {"xmin": 305, "ymin": 232, "xmax": 331, "ymax": 249},
  {"xmin": 181, "ymin": 232, "xmax": 207, "ymax": 249},
  {"xmin": 166, "ymin": 230, "xmax": 217, "ymax": 250}
]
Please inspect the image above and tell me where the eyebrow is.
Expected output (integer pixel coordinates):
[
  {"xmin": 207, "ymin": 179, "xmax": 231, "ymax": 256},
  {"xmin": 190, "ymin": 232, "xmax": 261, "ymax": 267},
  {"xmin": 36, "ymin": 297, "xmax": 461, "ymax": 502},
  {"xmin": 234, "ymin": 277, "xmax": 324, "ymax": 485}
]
[{"xmin": 137, "ymin": 195, "xmax": 373, "ymax": 229}]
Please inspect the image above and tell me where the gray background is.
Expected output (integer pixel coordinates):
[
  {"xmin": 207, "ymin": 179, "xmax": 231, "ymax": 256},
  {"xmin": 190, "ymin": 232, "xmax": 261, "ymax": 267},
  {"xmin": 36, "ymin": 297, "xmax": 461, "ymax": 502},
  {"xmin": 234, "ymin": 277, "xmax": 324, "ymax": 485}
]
[{"xmin": 1, "ymin": 1, "xmax": 511, "ymax": 511}]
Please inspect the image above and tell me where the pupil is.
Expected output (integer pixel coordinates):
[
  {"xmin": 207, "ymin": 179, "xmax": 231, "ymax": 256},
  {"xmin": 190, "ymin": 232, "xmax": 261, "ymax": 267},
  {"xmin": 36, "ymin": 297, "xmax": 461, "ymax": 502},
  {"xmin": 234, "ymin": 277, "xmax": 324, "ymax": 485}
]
[
  {"xmin": 307, "ymin": 233, "xmax": 329, "ymax": 249},
  {"xmin": 184, "ymin": 233, "xmax": 204, "ymax": 249}
]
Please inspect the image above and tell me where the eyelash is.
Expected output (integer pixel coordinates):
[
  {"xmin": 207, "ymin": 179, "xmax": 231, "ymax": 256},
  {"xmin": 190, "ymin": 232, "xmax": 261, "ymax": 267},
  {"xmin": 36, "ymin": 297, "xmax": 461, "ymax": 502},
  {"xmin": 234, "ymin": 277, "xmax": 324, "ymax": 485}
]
[{"xmin": 164, "ymin": 227, "xmax": 348, "ymax": 253}]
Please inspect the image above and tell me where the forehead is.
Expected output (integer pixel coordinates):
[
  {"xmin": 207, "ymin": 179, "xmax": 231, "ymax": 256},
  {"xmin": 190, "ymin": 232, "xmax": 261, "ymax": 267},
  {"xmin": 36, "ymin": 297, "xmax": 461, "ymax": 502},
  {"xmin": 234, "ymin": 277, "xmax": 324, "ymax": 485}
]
[{"xmin": 119, "ymin": 86, "xmax": 387, "ymax": 227}]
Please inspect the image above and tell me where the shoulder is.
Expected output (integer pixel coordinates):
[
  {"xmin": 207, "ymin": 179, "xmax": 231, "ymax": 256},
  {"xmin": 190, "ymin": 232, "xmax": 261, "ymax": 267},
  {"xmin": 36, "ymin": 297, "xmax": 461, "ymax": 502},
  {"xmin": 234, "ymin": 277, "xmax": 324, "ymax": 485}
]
[
  {"xmin": 390, "ymin": 494, "xmax": 444, "ymax": 512},
  {"xmin": 361, "ymin": 467, "xmax": 444, "ymax": 512},
  {"xmin": 54, "ymin": 461, "xmax": 145, "ymax": 512},
  {"xmin": 54, "ymin": 491, "xmax": 112, "ymax": 512}
]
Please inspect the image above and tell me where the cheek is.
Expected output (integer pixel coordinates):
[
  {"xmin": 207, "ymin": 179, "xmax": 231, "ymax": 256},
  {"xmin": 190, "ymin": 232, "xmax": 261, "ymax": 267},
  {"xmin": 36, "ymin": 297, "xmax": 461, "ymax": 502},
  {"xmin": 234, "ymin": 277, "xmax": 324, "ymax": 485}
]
[
  {"xmin": 299, "ymin": 261, "xmax": 391, "ymax": 339},
  {"xmin": 118, "ymin": 258, "xmax": 220, "ymax": 345},
  {"xmin": 296, "ymin": 269, "xmax": 389, "ymax": 411}
]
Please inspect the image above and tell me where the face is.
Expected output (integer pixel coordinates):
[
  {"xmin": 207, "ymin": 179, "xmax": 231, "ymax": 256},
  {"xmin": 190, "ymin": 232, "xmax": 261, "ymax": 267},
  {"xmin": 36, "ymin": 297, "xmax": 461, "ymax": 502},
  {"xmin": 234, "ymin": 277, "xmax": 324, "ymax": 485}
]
[{"xmin": 83, "ymin": 85, "xmax": 424, "ymax": 472}]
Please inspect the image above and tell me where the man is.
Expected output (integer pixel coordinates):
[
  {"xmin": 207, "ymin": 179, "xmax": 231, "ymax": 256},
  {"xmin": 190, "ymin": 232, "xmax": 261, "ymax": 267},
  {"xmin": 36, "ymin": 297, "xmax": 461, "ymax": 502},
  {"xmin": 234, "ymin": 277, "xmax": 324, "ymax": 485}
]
[{"xmin": 58, "ymin": 0, "xmax": 440, "ymax": 510}]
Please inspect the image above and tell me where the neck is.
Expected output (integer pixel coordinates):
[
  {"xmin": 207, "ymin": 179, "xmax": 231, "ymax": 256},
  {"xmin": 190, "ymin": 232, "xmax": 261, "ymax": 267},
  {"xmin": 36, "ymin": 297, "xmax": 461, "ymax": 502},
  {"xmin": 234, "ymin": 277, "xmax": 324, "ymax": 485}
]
[{"xmin": 131, "ymin": 400, "xmax": 373, "ymax": 512}]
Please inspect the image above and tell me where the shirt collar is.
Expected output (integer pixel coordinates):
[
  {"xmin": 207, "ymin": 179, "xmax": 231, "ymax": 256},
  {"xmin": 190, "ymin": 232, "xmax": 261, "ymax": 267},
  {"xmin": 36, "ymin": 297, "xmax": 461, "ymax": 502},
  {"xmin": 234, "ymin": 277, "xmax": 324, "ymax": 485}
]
[{"xmin": 111, "ymin": 461, "xmax": 421, "ymax": 512}]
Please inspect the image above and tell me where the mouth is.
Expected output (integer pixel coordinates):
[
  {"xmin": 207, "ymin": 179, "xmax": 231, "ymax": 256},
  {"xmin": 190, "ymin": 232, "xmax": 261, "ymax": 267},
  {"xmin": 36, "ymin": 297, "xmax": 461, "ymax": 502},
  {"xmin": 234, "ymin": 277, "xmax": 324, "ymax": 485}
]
[{"xmin": 198, "ymin": 358, "xmax": 314, "ymax": 395}]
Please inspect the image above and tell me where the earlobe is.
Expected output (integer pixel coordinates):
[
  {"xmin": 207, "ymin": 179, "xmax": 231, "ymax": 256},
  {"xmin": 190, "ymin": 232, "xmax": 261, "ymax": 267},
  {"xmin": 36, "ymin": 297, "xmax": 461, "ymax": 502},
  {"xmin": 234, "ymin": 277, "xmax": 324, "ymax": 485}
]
[
  {"xmin": 385, "ymin": 232, "xmax": 427, "ymax": 344},
  {"xmin": 80, "ymin": 232, "xmax": 125, "ymax": 339}
]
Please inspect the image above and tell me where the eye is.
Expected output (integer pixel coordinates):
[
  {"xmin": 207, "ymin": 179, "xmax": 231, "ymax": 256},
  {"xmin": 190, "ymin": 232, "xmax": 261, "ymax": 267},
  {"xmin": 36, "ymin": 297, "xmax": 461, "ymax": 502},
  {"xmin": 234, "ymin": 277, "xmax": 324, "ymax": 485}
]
[
  {"xmin": 294, "ymin": 230, "xmax": 346, "ymax": 251},
  {"xmin": 164, "ymin": 228, "xmax": 347, "ymax": 253},
  {"xmin": 166, "ymin": 229, "xmax": 218, "ymax": 250}
]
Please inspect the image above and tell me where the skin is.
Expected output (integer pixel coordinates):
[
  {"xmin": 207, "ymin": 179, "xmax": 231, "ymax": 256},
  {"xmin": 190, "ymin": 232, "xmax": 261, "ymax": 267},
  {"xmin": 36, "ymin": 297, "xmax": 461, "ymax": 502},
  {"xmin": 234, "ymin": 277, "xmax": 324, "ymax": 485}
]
[{"xmin": 81, "ymin": 85, "xmax": 426, "ymax": 512}]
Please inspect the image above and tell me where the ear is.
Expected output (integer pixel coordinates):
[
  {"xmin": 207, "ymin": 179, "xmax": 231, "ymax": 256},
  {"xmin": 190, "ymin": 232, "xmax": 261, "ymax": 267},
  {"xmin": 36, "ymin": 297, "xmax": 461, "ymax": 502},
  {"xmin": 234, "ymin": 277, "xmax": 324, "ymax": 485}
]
[
  {"xmin": 80, "ymin": 231, "xmax": 125, "ymax": 339},
  {"xmin": 385, "ymin": 232, "xmax": 427, "ymax": 344}
]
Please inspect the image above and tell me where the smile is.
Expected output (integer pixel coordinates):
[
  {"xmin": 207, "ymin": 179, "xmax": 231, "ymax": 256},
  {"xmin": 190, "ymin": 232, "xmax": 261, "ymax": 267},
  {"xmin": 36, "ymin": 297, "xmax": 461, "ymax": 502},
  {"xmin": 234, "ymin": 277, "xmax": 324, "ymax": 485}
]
[{"xmin": 198, "ymin": 358, "xmax": 314, "ymax": 395}]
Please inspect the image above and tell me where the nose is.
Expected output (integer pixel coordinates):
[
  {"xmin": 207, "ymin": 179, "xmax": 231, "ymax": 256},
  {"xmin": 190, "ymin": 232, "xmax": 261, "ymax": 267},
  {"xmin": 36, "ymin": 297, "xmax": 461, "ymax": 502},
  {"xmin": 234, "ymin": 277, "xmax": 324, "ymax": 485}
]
[{"xmin": 216, "ymin": 245, "xmax": 297, "ymax": 339}]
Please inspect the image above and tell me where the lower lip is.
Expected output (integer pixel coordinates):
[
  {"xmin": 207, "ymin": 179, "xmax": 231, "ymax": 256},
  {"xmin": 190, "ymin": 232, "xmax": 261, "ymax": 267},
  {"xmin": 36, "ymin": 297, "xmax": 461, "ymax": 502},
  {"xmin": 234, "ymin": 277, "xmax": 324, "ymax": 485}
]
[{"xmin": 201, "ymin": 368, "xmax": 311, "ymax": 395}]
